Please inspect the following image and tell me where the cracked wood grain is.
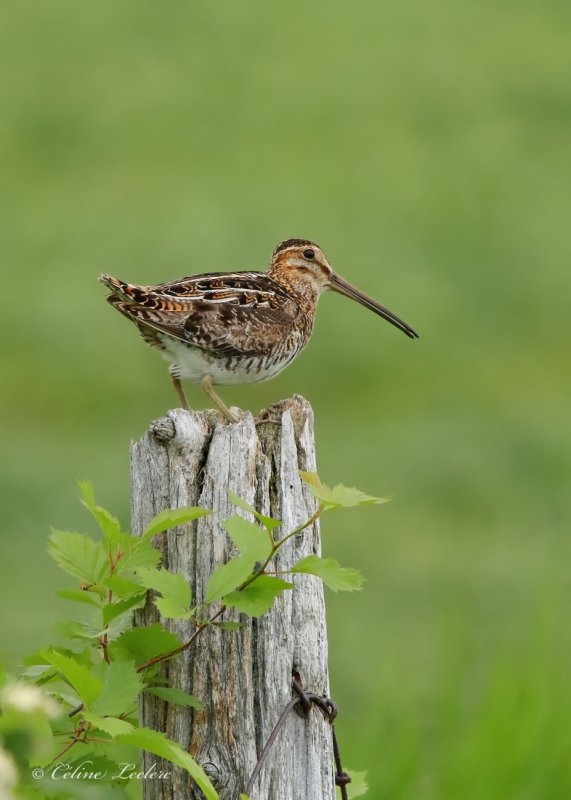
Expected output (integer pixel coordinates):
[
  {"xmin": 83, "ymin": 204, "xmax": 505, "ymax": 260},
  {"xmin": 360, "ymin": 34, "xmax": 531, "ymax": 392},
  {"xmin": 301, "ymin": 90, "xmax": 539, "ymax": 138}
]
[{"xmin": 131, "ymin": 395, "xmax": 335, "ymax": 800}]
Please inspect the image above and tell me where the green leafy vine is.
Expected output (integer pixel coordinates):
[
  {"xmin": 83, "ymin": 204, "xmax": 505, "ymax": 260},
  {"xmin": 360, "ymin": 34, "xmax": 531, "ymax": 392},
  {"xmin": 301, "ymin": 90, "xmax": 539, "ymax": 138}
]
[{"xmin": 0, "ymin": 472, "xmax": 386, "ymax": 799}]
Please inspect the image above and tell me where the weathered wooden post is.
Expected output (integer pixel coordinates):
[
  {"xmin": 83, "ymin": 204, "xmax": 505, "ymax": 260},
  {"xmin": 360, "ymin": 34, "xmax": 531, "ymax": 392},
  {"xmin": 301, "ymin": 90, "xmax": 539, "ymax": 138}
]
[{"xmin": 130, "ymin": 395, "xmax": 335, "ymax": 799}]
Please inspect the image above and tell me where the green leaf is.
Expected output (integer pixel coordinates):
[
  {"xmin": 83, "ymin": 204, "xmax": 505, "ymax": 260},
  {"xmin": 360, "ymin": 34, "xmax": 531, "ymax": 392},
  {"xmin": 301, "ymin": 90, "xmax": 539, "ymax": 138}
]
[
  {"xmin": 91, "ymin": 660, "xmax": 143, "ymax": 717},
  {"xmin": 227, "ymin": 490, "xmax": 281, "ymax": 531},
  {"xmin": 48, "ymin": 530, "xmax": 109, "ymax": 585},
  {"xmin": 204, "ymin": 555, "xmax": 257, "ymax": 605},
  {"xmin": 53, "ymin": 619, "xmax": 101, "ymax": 640},
  {"xmin": 103, "ymin": 593, "xmax": 147, "ymax": 625},
  {"xmin": 291, "ymin": 555, "xmax": 364, "ymax": 592},
  {"xmin": 224, "ymin": 515, "xmax": 272, "ymax": 560},
  {"xmin": 78, "ymin": 481, "xmax": 122, "ymax": 545},
  {"xmin": 224, "ymin": 576, "xmax": 293, "ymax": 617},
  {"xmin": 337, "ymin": 770, "xmax": 368, "ymax": 798},
  {"xmin": 154, "ymin": 596, "xmax": 193, "ymax": 620},
  {"xmin": 299, "ymin": 471, "xmax": 389, "ymax": 509},
  {"xmin": 105, "ymin": 610, "xmax": 141, "ymax": 643},
  {"xmin": 119, "ymin": 538, "xmax": 162, "ymax": 572},
  {"xmin": 103, "ymin": 573, "xmax": 146, "ymax": 599},
  {"xmin": 142, "ymin": 506, "xmax": 211, "ymax": 541},
  {"xmin": 82, "ymin": 713, "xmax": 134, "ymax": 737},
  {"xmin": 109, "ymin": 624, "xmax": 182, "ymax": 665},
  {"xmin": 116, "ymin": 727, "xmax": 218, "ymax": 800},
  {"xmin": 147, "ymin": 686, "xmax": 202, "ymax": 709},
  {"xmin": 56, "ymin": 588, "xmax": 102, "ymax": 607},
  {"xmin": 39, "ymin": 650, "xmax": 101, "ymax": 707},
  {"xmin": 21, "ymin": 663, "xmax": 52, "ymax": 681},
  {"xmin": 52, "ymin": 690, "xmax": 81, "ymax": 708},
  {"xmin": 137, "ymin": 567, "xmax": 192, "ymax": 619}
]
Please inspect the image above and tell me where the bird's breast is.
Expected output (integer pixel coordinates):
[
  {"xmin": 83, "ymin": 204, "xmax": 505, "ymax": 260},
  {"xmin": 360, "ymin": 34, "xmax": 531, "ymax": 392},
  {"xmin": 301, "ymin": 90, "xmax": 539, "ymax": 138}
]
[{"xmin": 158, "ymin": 335, "xmax": 306, "ymax": 385}]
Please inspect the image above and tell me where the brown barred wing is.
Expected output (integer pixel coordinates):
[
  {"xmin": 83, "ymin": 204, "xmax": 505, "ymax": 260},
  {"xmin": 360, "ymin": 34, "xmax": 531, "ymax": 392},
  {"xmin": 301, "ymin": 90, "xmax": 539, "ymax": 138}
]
[
  {"xmin": 106, "ymin": 294, "xmax": 300, "ymax": 359},
  {"xmin": 154, "ymin": 271, "xmax": 289, "ymax": 306}
]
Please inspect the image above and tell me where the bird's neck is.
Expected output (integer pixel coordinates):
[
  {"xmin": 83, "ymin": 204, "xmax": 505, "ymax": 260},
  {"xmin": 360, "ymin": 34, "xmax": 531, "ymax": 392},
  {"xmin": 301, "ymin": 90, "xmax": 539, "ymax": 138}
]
[{"xmin": 268, "ymin": 264, "xmax": 321, "ymax": 311}]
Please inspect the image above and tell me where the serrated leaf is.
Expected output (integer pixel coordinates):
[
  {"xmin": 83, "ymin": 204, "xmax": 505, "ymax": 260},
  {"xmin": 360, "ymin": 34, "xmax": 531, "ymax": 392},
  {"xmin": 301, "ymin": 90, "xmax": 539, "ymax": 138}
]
[
  {"xmin": 299, "ymin": 471, "xmax": 389, "ymax": 509},
  {"xmin": 22, "ymin": 651, "xmax": 48, "ymax": 669},
  {"xmin": 53, "ymin": 690, "xmax": 81, "ymax": 708},
  {"xmin": 78, "ymin": 481, "xmax": 122, "ymax": 545},
  {"xmin": 134, "ymin": 566, "xmax": 183, "ymax": 599},
  {"xmin": 115, "ymin": 727, "xmax": 218, "ymax": 799},
  {"xmin": 147, "ymin": 686, "xmax": 202, "ymax": 709},
  {"xmin": 226, "ymin": 490, "xmax": 256, "ymax": 515},
  {"xmin": 109, "ymin": 624, "xmax": 182, "ymax": 665},
  {"xmin": 137, "ymin": 567, "xmax": 192, "ymax": 619},
  {"xmin": 119, "ymin": 538, "xmax": 162, "ymax": 572},
  {"xmin": 22, "ymin": 663, "xmax": 52, "ymax": 680},
  {"xmin": 121, "ymin": 547, "xmax": 163, "ymax": 573},
  {"xmin": 291, "ymin": 555, "xmax": 364, "ymax": 592},
  {"xmin": 91, "ymin": 661, "xmax": 143, "ymax": 717},
  {"xmin": 142, "ymin": 506, "xmax": 211, "ymax": 541},
  {"xmin": 104, "ymin": 609, "xmax": 140, "ymax": 642},
  {"xmin": 39, "ymin": 650, "xmax": 101, "ymax": 707},
  {"xmin": 204, "ymin": 555, "xmax": 257, "ymax": 605},
  {"xmin": 224, "ymin": 515, "xmax": 272, "ymax": 560},
  {"xmin": 337, "ymin": 770, "xmax": 368, "ymax": 798},
  {"xmin": 55, "ymin": 604, "xmax": 143, "ymax": 642},
  {"xmin": 53, "ymin": 619, "xmax": 100, "ymax": 640},
  {"xmin": 83, "ymin": 713, "xmax": 134, "ymax": 737},
  {"xmin": 154, "ymin": 596, "xmax": 193, "ymax": 620},
  {"xmin": 103, "ymin": 574, "xmax": 145, "ymax": 599},
  {"xmin": 114, "ymin": 530, "xmax": 141, "ymax": 556},
  {"xmin": 56, "ymin": 588, "xmax": 102, "ymax": 608},
  {"xmin": 328, "ymin": 484, "xmax": 389, "ymax": 508},
  {"xmin": 103, "ymin": 593, "xmax": 147, "ymax": 625},
  {"xmin": 224, "ymin": 576, "xmax": 293, "ymax": 617},
  {"xmin": 227, "ymin": 490, "xmax": 281, "ymax": 531},
  {"xmin": 48, "ymin": 530, "xmax": 109, "ymax": 584}
]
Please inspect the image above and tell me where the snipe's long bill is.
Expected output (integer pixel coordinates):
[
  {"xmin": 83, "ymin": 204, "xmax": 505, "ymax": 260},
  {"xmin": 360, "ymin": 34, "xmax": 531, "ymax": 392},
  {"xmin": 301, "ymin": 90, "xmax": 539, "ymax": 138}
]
[{"xmin": 100, "ymin": 238, "xmax": 419, "ymax": 422}]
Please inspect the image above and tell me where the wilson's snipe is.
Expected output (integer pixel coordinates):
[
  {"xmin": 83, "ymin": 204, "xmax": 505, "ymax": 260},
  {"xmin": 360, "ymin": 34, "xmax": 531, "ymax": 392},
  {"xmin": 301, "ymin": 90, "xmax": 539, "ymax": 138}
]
[{"xmin": 100, "ymin": 239, "xmax": 418, "ymax": 421}]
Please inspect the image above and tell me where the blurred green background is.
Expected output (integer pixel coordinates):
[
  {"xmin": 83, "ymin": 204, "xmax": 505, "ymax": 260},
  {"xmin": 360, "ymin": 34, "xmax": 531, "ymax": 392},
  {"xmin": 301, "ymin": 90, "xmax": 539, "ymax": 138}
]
[{"xmin": 1, "ymin": 0, "xmax": 570, "ymax": 797}]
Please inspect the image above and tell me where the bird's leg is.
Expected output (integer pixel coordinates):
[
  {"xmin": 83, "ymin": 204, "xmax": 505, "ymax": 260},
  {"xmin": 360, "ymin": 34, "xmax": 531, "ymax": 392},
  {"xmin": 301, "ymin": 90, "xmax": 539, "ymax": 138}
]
[
  {"xmin": 170, "ymin": 371, "xmax": 190, "ymax": 411},
  {"xmin": 201, "ymin": 375, "xmax": 240, "ymax": 423}
]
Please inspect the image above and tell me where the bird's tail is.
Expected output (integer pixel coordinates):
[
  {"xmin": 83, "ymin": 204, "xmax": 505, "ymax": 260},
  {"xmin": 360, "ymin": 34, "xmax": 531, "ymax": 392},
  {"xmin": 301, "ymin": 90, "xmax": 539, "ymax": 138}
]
[{"xmin": 99, "ymin": 273, "xmax": 141, "ymax": 303}]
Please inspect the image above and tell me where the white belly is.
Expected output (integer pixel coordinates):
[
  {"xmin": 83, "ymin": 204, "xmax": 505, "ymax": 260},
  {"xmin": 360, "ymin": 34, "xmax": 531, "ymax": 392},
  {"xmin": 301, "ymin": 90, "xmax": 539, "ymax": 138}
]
[{"xmin": 158, "ymin": 336, "xmax": 296, "ymax": 385}]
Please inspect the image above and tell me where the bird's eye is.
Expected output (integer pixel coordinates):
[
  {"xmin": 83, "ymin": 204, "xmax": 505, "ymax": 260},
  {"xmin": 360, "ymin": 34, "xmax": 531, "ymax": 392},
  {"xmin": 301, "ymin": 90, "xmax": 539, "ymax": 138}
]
[{"xmin": 303, "ymin": 248, "xmax": 315, "ymax": 260}]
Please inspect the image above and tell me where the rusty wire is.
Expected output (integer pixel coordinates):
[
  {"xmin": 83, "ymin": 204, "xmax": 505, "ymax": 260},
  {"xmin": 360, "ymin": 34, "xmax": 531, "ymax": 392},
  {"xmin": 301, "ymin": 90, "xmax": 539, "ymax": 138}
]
[{"xmin": 244, "ymin": 675, "xmax": 351, "ymax": 799}]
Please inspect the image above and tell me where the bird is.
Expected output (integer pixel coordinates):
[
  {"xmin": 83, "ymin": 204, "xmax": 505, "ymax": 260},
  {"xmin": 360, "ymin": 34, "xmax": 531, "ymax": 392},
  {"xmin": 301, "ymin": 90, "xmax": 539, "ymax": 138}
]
[{"xmin": 100, "ymin": 238, "xmax": 419, "ymax": 422}]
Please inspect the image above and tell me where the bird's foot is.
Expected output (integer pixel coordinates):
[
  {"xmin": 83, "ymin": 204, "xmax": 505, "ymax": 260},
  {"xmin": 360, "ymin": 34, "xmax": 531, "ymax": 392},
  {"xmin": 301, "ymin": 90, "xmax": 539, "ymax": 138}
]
[
  {"xmin": 201, "ymin": 375, "xmax": 242, "ymax": 424},
  {"xmin": 221, "ymin": 407, "xmax": 242, "ymax": 424}
]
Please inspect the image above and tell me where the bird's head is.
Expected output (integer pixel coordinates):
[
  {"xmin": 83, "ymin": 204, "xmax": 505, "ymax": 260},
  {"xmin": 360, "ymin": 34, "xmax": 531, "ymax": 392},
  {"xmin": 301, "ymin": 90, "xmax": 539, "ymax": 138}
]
[
  {"xmin": 269, "ymin": 238, "xmax": 419, "ymax": 339},
  {"xmin": 269, "ymin": 239, "xmax": 334, "ymax": 289}
]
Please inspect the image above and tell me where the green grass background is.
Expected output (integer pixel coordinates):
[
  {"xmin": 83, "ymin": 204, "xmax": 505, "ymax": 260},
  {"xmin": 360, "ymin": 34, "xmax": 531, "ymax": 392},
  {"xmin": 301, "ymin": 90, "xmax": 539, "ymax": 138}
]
[{"xmin": 1, "ymin": 1, "xmax": 570, "ymax": 797}]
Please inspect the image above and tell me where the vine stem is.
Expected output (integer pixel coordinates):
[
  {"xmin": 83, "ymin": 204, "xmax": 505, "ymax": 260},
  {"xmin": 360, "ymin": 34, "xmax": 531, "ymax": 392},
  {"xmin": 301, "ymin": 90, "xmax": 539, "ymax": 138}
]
[
  {"xmin": 135, "ymin": 606, "xmax": 226, "ymax": 673},
  {"xmin": 134, "ymin": 505, "xmax": 322, "ymax": 674},
  {"xmin": 238, "ymin": 505, "xmax": 323, "ymax": 593},
  {"xmin": 66, "ymin": 507, "xmax": 321, "ymax": 727},
  {"xmin": 100, "ymin": 549, "xmax": 123, "ymax": 663},
  {"xmin": 47, "ymin": 722, "xmax": 85, "ymax": 766}
]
